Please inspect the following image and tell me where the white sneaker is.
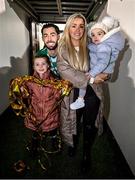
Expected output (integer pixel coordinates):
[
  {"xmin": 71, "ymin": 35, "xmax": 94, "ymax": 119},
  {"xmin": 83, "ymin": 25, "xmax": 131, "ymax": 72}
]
[{"xmin": 70, "ymin": 98, "xmax": 85, "ymax": 110}]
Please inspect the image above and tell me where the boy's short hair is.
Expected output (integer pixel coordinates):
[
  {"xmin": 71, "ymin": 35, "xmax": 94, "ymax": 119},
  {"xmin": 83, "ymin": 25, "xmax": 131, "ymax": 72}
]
[{"xmin": 34, "ymin": 54, "xmax": 51, "ymax": 67}]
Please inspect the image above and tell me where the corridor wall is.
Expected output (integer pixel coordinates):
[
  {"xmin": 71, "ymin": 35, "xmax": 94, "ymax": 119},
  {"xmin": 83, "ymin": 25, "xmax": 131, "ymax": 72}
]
[
  {"xmin": 0, "ymin": 0, "xmax": 30, "ymax": 114},
  {"xmin": 100, "ymin": 0, "xmax": 135, "ymax": 175}
]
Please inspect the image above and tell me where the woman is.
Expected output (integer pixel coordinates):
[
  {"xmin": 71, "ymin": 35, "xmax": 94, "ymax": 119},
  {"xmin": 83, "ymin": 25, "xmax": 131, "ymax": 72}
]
[{"xmin": 57, "ymin": 13, "xmax": 108, "ymax": 171}]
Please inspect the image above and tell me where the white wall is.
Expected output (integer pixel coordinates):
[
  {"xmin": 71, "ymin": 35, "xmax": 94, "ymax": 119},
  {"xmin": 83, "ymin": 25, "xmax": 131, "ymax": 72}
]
[
  {"xmin": 0, "ymin": 0, "xmax": 30, "ymax": 114},
  {"xmin": 101, "ymin": 0, "xmax": 135, "ymax": 175}
]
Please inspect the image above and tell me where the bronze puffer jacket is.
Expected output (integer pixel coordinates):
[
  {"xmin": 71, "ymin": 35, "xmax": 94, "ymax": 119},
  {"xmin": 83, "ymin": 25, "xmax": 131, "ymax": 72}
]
[{"xmin": 24, "ymin": 70, "xmax": 61, "ymax": 132}]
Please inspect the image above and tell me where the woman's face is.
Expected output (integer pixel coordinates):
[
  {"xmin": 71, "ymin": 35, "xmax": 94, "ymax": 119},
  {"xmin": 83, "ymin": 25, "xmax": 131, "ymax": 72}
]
[{"xmin": 69, "ymin": 17, "xmax": 85, "ymax": 45}]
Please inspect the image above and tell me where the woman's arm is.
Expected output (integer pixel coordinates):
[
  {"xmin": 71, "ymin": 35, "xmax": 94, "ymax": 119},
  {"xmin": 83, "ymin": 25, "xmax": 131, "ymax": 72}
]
[
  {"xmin": 57, "ymin": 53, "xmax": 88, "ymax": 89},
  {"xmin": 57, "ymin": 51, "xmax": 107, "ymax": 87}
]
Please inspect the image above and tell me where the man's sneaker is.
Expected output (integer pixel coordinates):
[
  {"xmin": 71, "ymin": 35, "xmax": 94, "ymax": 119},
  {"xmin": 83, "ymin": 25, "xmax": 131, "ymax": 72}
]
[{"xmin": 70, "ymin": 98, "xmax": 85, "ymax": 110}]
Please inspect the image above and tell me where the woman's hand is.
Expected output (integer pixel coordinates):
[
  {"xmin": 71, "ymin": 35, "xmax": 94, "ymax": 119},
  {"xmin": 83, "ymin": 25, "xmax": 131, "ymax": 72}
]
[
  {"xmin": 94, "ymin": 73, "xmax": 109, "ymax": 84},
  {"xmin": 85, "ymin": 72, "xmax": 109, "ymax": 84}
]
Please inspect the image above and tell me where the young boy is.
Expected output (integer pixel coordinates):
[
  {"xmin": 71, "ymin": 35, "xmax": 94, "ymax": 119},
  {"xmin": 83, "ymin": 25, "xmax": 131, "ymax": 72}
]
[
  {"xmin": 9, "ymin": 55, "xmax": 72, "ymax": 155},
  {"xmin": 70, "ymin": 16, "xmax": 125, "ymax": 110}
]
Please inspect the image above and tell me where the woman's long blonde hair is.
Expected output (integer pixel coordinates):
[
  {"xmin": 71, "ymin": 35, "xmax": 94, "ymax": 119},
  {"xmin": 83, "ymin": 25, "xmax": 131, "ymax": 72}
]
[{"xmin": 58, "ymin": 13, "xmax": 89, "ymax": 72}]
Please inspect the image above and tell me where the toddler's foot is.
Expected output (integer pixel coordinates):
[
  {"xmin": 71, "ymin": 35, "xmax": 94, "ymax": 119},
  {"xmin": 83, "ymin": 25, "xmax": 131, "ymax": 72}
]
[{"xmin": 70, "ymin": 98, "xmax": 85, "ymax": 110}]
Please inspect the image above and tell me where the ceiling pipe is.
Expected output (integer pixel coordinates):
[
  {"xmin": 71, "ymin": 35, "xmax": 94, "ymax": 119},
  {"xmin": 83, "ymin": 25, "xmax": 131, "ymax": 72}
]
[
  {"xmin": 86, "ymin": 0, "xmax": 107, "ymax": 22},
  {"xmin": 13, "ymin": 0, "xmax": 39, "ymax": 21},
  {"xmin": 56, "ymin": 0, "xmax": 62, "ymax": 16}
]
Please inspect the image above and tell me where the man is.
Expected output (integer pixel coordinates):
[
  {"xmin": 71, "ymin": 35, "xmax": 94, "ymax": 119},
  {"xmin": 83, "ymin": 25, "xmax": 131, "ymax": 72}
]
[{"xmin": 36, "ymin": 23, "xmax": 60, "ymax": 78}]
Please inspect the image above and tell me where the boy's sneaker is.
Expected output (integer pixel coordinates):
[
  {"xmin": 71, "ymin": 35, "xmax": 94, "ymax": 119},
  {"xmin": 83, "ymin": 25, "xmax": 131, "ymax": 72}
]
[{"xmin": 70, "ymin": 98, "xmax": 85, "ymax": 110}]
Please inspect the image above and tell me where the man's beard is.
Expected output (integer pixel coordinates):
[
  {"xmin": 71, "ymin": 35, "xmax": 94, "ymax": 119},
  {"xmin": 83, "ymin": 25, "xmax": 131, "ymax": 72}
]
[{"xmin": 45, "ymin": 42, "xmax": 58, "ymax": 50}]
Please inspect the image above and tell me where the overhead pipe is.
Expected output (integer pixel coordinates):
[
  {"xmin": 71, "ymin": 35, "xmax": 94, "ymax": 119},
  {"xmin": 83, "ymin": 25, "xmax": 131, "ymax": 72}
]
[
  {"xmin": 12, "ymin": 0, "xmax": 39, "ymax": 21},
  {"xmin": 56, "ymin": 0, "xmax": 62, "ymax": 16},
  {"xmin": 86, "ymin": 0, "xmax": 107, "ymax": 22}
]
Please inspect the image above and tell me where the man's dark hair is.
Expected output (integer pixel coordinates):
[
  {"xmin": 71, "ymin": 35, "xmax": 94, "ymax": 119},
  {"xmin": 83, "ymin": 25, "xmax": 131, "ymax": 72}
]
[{"xmin": 41, "ymin": 23, "xmax": 60, "ymax": 35}]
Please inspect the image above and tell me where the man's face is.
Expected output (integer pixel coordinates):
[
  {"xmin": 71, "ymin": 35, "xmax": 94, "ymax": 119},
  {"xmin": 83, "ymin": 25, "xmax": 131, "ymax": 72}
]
[{"xmin": 42, "ymin": 27, "xmax": 60, "ymax": 50}]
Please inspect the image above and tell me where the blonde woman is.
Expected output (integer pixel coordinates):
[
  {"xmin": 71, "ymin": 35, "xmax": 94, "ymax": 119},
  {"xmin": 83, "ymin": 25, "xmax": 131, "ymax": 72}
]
[{"xmin": 57, "ymin": 13, "xmax": 108, "ymax": 171}]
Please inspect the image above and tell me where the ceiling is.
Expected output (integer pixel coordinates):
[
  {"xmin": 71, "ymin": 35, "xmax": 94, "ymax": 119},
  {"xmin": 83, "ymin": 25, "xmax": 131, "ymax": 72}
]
[{"xmin": 11, "ymin": 0, "xmax": 108, "ymax": 23}]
